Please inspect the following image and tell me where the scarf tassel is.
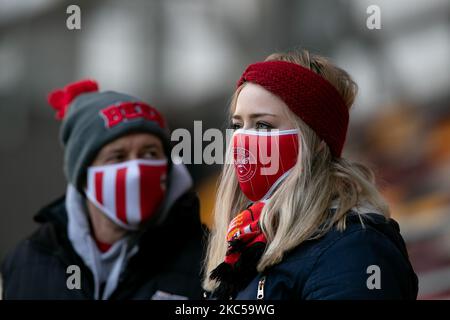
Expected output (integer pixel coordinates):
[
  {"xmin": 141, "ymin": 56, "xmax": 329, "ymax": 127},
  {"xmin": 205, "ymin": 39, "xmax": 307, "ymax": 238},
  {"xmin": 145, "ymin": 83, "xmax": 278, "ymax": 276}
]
[{"xmin": 210, "ymin": 242, "xmax": 266, "ymax": 299}]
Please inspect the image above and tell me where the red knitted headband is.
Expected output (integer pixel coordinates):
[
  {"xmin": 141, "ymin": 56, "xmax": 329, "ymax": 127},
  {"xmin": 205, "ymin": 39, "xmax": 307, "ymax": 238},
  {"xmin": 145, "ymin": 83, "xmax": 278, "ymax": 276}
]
[{"xmin": 237, "ymin": 60, "xmax": 349, "ymax": 157}]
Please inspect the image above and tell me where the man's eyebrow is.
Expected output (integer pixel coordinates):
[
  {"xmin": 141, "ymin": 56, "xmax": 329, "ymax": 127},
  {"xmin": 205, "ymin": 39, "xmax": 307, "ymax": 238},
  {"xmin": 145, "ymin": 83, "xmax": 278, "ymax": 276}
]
[
  {"xmin": 141, "ymin": 143, "xmax": 161, "ymax": 149},
  {"xmin": 96, "ymin": 147, "xmax": 123, "ymax": 159},
  {"xmin": 232, "ymin": 113, "xmax": 277, "ymax": 119},
  {"xmin": 102, "ymin": 146, "xmax": 125, "ymax": 154}
]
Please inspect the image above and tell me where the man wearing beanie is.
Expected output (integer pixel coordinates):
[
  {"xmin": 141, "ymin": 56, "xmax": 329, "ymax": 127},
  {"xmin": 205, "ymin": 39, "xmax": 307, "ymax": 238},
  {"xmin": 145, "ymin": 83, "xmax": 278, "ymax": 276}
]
[{"xmin": 1, "ymin": 80, "xmax": 206, "ymax": 300}]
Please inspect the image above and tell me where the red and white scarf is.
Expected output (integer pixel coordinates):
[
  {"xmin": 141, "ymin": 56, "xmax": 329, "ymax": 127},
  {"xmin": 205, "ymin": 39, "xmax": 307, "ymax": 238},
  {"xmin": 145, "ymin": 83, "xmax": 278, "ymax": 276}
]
[{"xmin": 210, "ymin": 201, "xmax": 267, "ymax": 299}]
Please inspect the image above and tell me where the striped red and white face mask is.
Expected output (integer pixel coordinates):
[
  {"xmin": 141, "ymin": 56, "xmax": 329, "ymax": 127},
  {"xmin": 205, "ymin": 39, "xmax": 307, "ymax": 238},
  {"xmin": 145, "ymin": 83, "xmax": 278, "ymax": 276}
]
[{"xmin": 85, "ymin": 159, "xmax": 168, "ymax": 230}]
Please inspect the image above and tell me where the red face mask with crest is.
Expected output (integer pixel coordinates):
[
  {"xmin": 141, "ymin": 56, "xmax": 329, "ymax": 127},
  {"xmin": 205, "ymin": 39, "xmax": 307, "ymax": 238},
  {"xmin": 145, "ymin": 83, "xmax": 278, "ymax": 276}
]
[{"xmin": 232, "ymin": 129, "xmax": 300, "ymax": 202}]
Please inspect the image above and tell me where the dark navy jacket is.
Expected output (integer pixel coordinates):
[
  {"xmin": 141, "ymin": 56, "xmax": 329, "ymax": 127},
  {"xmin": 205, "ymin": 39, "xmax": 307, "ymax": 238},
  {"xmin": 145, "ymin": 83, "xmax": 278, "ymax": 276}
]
[
  {"xmin": 236, "ymin": 213, "xmax": 418, "ymax": 300},
  {"xmin": 1, "ymin": 191, "xmax": 207, "ymax": 300}
]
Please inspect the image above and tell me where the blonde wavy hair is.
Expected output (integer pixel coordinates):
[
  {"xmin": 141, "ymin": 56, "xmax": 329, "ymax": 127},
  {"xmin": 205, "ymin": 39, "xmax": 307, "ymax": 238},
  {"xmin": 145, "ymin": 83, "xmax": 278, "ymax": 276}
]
[{"xmin": 203, "ymin": 49, "xmax": 389, "ymax": 292}]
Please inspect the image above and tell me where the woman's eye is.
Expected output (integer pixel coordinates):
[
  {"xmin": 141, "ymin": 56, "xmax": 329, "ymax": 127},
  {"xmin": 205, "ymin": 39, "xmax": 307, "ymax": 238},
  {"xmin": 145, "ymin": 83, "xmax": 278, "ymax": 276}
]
[
  {"xmin": 255, "ymin": 122, "xmax": 273, "ymax": 130},
  {"xmin": 231, "ymin": 123, "xmax": 242, "ymax": 130}
]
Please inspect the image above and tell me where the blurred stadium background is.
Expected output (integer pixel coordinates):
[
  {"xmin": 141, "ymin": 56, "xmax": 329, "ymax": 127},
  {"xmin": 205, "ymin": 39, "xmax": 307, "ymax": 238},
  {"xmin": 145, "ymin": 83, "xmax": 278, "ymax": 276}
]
[{"xmin": 0, "ymin": 0, "xmax": 449, "ymax": 299}]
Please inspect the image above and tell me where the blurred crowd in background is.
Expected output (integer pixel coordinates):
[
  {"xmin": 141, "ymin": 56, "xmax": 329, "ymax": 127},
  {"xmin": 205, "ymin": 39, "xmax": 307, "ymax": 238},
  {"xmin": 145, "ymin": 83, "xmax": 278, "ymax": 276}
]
[{"xmin": 0, "ymin": 0, "xmax": 449, "ymax": 299}]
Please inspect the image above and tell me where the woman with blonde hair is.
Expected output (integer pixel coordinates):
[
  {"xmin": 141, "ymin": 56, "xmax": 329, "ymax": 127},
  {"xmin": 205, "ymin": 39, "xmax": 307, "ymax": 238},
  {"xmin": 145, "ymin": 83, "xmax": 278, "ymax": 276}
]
[{"xmin": 203, "ymin": 49, "xmax": 418, "ymax": 300}]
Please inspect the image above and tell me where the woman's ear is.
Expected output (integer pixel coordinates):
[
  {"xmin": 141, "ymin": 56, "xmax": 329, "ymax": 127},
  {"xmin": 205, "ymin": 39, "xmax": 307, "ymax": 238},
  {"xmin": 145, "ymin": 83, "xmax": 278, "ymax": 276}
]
[{"xmin": 317, "ymin": 141, "xmax": 327, "ymax": 153}]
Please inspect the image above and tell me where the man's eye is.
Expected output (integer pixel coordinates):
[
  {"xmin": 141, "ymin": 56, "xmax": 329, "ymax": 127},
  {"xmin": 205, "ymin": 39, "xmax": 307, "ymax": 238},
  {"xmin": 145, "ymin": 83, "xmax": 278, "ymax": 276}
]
[
  {"xmin": 255, "ymin": 122, "xmax": 273, "ymax": 130},
  {"xmin": 141, "ymin": 148, "xmax": 163, "ymax": 159},
  {"xmin": 106, "ymin": 154, "xmax": 124, "ymax": 163},
  {"xmin": 142, "ymin": 151, "xmax": 157, "ymax": 159}
]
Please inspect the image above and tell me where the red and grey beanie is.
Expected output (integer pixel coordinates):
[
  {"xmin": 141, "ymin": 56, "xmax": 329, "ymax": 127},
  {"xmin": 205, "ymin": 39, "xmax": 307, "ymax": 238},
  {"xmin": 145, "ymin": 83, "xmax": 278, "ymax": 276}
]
[{"xmin": 48, "ymin": 79, "xmax": 171, "ymax": 191}]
